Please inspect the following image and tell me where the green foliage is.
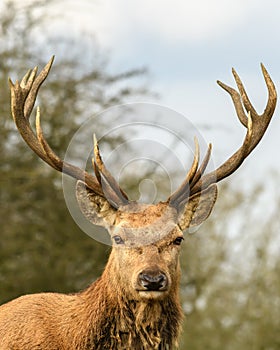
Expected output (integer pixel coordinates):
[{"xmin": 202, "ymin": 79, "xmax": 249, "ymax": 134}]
[{"xmin": 179, "ymin": 183, "xmax": 280, "ymax": 349}]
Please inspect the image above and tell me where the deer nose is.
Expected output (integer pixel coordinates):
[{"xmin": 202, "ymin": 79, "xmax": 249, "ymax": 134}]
[{"xmin": 138, "ymin": 270, "xmax": 168, "ymax": 291}]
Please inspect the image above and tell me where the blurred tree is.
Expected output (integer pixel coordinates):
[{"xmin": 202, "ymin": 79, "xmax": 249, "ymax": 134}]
[
  {"xmin": 0, "ymin": 0, "xmax": 148, "ymax": 302},
  {"xmin": 179, "ymin": 183, "xmax": 280, "ymax": 350}
]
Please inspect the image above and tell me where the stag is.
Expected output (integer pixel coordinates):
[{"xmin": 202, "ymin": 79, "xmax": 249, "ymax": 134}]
[{"xmin": 0, "ymin": 57, "xmax": 277, "ymax": 349}]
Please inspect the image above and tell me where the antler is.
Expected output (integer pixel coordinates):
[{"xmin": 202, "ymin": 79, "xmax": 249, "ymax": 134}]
[
  {"xmin": 169, "ymin": 64, "xmax": 277, "ymax": 208},
  {"xmin": 10, "ymin": 57, "xmax": 129, "ymax": 208},
  {"xmin": 10, "ymin": 59, "xmax": 276, "ymax": 211}
]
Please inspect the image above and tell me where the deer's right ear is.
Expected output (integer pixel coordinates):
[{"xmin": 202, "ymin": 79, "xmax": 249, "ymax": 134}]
[{"xmin": 76, "ymin": 180, "xmax": 117, "ymax": 227}]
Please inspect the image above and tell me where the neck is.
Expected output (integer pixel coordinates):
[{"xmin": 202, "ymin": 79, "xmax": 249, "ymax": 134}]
[{"xmin": 80, "ymin": 258, "xmax": 183, "ymax": 349}]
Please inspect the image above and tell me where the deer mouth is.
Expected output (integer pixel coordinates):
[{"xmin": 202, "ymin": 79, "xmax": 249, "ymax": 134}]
[
  {"xmin": 136, "ymin": 284, "xmax": 169, "ymax": 299},
  {"xmin": 137, "ymin": 289, "xmax": 168, "ymax": 300},
  {"xmin": 136, "ymin": 286, "xmax": 168, "ymax": 292}
]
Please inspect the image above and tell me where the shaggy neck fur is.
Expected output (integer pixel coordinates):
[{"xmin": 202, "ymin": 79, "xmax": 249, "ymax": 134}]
[{"xmin": 75, "ymin": 255, "xmax": 183, "ymax": 350}]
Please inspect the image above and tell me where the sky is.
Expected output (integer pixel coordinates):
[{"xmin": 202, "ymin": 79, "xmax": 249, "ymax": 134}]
[{"xmin": 14, "ymin": 0, "xmax": 280, "ymax": 196}]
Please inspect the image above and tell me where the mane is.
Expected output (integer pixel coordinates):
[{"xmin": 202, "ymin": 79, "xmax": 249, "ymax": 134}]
[{"xmin": 78, "ymin": 275, "xmax": 182, "ymax": 349}]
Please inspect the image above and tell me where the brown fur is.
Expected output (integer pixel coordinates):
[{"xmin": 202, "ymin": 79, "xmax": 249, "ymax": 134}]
[
  {"xmin": 0, "ymin": 182, "xmax": 218, "ymax": 349},
  {"xmin": 0, "ymin": 246, "xmax": 182, "ymax": 349}
]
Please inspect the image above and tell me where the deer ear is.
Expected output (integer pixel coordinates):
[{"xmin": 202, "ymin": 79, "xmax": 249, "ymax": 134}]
[
  {"xmin": 76, "ymin": 180, "xmax": 117, "ymax": 227},
  {"xmin": 178, "ymin": 184, "xmax": 218, "ymax": 231}
]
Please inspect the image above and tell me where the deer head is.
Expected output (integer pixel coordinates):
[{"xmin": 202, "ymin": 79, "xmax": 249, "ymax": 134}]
[{"xmin": 9, "ymin": 57, "xmax": 277, "ymax": 303}]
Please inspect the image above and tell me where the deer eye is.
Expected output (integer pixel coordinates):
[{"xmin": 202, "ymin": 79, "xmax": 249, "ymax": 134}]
[
  {"xmin": 113, "ymin": 235, "xmax": 124, "ymax": 245},
  {"xmin": 173, "ymin": 237, "xmax": 184, "ymax": 246}
]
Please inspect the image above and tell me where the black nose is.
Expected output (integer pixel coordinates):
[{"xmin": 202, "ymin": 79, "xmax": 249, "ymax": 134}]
[{"xmin": 138, "ymin": 270, "xmax": 168, "ymax": 291}]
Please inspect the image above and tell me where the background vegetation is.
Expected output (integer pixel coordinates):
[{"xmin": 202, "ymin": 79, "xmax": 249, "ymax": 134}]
[{"xmin": 0, "ymin": 1, "xmax": 279, "ymax": 349}]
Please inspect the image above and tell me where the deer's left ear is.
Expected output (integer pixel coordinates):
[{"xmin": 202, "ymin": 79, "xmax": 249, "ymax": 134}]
[
  {"xmin": 178, "ymin": 184, "xmax": 218, "ymax": 230},
  {"xmin": 76, "ymin": 180, "xmax": 117, "ymax": 228}
]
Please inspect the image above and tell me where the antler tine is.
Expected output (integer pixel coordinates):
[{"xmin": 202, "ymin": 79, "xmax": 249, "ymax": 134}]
[
  {"xmin": 24, "ymin": 57, "xmax": 54, "ymax": 120},
  {"xmin": 190, "ymin": 64, "xmax": 277, "ymax": 195},
  {"xmin": 189, "ymin": 143, "xmax": 212, "ymax": 189},
  {"xmin": 10, "ymin": 59, "xmax": 55, "ymax": 167},
  {"xmin": 232, "ymin": 64, "xmax": 277, "ymax": 123},
  {"xmin": 173, "ymin": 143, "xmax": 213, "ymax": 206},
  {"xmin": 216, "ymin": 79, "xmax": 248, "ymax": 127},
  {"xmin": 10, "ymin": 57, "xmax": 113, "ymax": 199},
  {"xmin": 168, "ymin": 137, "xmax": 200, "ymax": 206},
  {"xmin": 93, "ymin": 135, "xmax": 129, "ymax": 207},
  {"xmin": 20, "ymin": 67, "xmax": 38, "ymax": 94},
  {"xmin": 261, "ymin": 63, "xmax": 277, "ymax": 118},
  {"xmin": 231, "ymin": 68, "xmax": 258, "ymax": 119},
  {"xmin": 35, "ymin": 107, "xmax": 61, "ymax": 171}
]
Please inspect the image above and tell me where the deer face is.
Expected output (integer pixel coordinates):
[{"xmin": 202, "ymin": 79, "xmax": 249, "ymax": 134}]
[
  {"xmin": 76, "ymin": 181, "xmax": 217, "ymax": 300},
  {"xmin": 110, "ymin": 228, "xmax": 183, "ymax": 300},
  {"xmin": 108, "ymin": 202, "xmax": 183, "ymax": 300}
]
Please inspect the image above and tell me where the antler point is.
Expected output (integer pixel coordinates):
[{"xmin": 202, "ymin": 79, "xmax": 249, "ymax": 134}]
[
  {"xmin": 45, "ymin": 56, "xmax": 55, "ymax": 71},
  {"xmin": 93, "ymin": 133, "xmax": 98, "ymax": 147},
  {"xmin": 8, "ymin": 77, "xmax": 14, "ymax": 88},
  {"xmin": 260, "ymin": 63, "xmax": 268, "ymax": 76}
]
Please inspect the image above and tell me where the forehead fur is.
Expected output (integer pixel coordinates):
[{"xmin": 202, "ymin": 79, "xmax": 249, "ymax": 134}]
[
  {"xmin": 111, "ymin": 202, "xmax": 180, "ymax": 246},
  {"xmin": 115, "ymin": 202, "xmax": 178, "ymax": 228}
]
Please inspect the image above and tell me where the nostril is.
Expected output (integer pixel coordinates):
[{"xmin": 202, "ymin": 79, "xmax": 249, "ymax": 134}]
[
  {"xmin": 138, "ymin": 270, "xmax": 167, "ymax": 291},
  {"xmin": 142, "ymin": 273, "xmax": 164, "ymax": 284}
]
